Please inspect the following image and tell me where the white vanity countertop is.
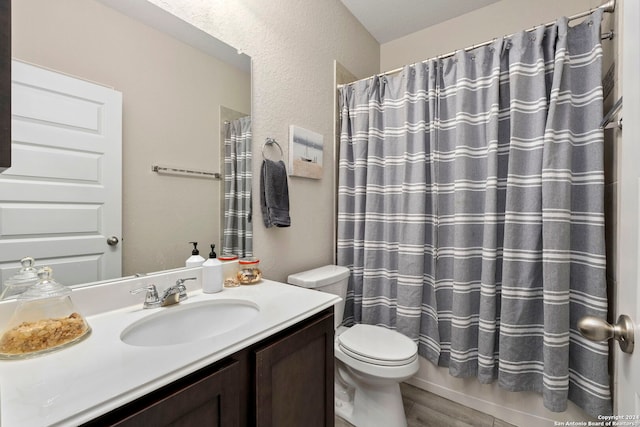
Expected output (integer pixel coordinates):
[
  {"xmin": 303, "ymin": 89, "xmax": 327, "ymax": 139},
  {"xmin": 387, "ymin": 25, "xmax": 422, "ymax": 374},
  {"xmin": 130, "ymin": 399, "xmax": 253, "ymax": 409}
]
[{"xmin": 0, "ymin": 278, "xmax": 340, "ymax": 427}]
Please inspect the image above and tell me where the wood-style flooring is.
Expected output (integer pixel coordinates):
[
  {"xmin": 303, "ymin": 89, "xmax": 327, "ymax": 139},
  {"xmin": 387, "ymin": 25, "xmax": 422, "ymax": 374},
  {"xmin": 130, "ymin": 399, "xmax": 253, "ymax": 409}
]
[{"xmin": 335, "ymin": 383, "xmax": 517, "ymax": 427}]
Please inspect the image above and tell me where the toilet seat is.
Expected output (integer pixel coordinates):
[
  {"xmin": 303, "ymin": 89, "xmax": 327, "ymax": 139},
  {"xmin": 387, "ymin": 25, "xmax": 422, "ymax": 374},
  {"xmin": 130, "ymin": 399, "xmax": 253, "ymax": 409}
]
[{"xmin": 337, "ymin": 324, "xmax": 417, "ymax": 366}]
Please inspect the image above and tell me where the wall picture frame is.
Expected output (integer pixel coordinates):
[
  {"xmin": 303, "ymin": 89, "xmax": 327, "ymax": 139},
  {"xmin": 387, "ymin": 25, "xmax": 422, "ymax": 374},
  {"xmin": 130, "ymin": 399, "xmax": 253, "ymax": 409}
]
[{"xmin": 288, "ymin": 125, "xmax": 323, "ymax": 179}]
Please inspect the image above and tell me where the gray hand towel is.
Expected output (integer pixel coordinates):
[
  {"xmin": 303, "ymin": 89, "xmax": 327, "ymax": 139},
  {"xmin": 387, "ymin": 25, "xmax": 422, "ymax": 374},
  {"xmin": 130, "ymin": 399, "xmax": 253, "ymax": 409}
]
[{"xmin": 260, "ymin": 159, "xmax": 291, "ymax": 228}]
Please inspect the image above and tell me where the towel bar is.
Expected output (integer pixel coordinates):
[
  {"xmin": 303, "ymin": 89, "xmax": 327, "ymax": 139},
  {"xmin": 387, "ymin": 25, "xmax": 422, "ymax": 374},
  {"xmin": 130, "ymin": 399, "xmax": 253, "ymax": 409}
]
[{"xmin": 151, "ymin": 164, "xmax": 221, "ymax": 179}]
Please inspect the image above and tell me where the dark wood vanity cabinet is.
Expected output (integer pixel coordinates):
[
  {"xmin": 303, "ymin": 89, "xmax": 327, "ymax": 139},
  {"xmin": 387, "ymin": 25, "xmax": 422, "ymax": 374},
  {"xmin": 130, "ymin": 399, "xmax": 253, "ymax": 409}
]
[
  {"xmin": 95, "ymin": 359, "xmax": 241, "ymax": 427},
  {"xmin": 254, "ymin": 309, "xmax": 335, "ymax": 427},
  {"xmin": 0, "ymin": 0, "xmax": 10, "ymax": 171},
  {"xmin": 82, "ymin": 308, "xmax": 334, "ymax": 427}
]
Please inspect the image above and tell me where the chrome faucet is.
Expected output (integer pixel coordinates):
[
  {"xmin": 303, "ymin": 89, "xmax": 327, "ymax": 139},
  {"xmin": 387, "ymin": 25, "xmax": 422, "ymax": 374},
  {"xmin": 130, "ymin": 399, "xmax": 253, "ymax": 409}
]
[{"xmin": 130, "ymin": 277, "xmax": 197, "ymax": 308}]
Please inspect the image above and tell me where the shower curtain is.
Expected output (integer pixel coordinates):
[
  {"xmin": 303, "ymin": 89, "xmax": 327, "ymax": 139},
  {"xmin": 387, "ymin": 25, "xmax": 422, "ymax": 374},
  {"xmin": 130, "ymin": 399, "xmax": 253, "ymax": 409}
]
[
  {"xmin": 223, "ymin": 116, "xmax": 253, "ymax": 257},
  {"xmin": 337, "ymin": 10, "xmax": 610, "ymax": 417}
]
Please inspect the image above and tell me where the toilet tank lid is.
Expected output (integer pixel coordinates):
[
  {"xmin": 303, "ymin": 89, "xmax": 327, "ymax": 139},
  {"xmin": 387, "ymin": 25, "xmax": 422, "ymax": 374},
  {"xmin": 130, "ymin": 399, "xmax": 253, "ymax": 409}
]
[{"xmin": 287, "ymin": 265, "xmax": 350, "ymax": 288}]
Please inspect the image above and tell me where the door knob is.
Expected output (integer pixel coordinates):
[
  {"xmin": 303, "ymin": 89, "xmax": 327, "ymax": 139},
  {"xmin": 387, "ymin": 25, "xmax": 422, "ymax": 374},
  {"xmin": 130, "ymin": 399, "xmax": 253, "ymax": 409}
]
[
  {"xmin": 578, "ymin": 315, "xmax": 634, "ymax": 354},
  {"xmin": 107, "ymin": 236, "xmax": 120, "ymax": 246}
]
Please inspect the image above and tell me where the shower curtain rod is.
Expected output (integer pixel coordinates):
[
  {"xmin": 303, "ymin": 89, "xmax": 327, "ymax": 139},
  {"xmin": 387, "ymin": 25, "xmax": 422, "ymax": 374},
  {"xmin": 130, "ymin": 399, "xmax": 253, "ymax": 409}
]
[{"xmin": 338, "ymin": 0, "xmax": 615, "ymax": 88}]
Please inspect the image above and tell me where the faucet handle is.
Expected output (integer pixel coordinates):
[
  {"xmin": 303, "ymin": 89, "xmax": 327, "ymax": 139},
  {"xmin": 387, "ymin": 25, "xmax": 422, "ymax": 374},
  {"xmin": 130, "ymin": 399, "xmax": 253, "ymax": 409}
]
[
  {"xmin": 130, "ymin": 284, "xmax": 160, "ymax": 307},
  {"xmin": 176, "ymin": 277, "xmax": 197, "ymax": 286},
  {"xmin": 175, "ymin": 284, "xmax": 188, "ymax": 299},
  {"xmin": 176, "ymin": 277, "xmax": 196, "ymax": 298}
]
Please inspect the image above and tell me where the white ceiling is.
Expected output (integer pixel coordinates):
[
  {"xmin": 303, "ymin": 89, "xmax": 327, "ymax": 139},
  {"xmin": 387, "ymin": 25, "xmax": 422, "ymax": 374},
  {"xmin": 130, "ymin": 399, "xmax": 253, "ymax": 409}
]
[
  {"xmin": 97, "ymin": 0, "xmax": 251, "ymax": 72},
  {"xmin": 340, "ymin": 0, "xmax": 501, "ymax": 44}
]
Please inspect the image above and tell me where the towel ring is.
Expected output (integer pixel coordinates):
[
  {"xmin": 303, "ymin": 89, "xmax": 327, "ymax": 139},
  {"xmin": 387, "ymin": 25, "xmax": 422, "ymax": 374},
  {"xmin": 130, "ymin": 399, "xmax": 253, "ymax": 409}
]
[{"xmin": 262, "ymin": 137, "xmax": 283, "ymax": 160}]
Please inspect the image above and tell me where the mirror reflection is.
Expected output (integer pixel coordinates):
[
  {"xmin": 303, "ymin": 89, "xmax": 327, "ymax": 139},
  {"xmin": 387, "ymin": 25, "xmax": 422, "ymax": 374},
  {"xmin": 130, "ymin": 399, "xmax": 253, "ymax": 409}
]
[
  {"xmin": 222, "ymin": 115, "xmax": 253, "ymax": 258},
  {"xmin": 1, "ymin": 0, "xmax": 251, "ymax": 290}
]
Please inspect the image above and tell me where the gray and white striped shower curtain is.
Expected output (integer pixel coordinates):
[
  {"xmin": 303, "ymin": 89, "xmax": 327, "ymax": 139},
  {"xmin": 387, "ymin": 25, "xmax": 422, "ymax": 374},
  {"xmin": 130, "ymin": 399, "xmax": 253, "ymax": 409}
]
[
  {"xmin": 337, "ymin": 10, "xmax": 610, "ymax": 417},
  {"xmin": 223, "ymin": 116, "xmax": 253, "ymax": 257}
]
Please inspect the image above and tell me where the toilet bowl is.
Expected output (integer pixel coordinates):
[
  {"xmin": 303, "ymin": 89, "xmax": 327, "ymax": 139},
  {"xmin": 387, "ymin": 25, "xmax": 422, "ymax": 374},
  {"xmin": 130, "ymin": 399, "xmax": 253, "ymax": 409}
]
[
  {"xmin": 287, "ymin": 265, "xmax": 419, "ymax": 427},
  {"xmin": 334, "ymin": 324, "xmax": 419, "ymax": 426}
]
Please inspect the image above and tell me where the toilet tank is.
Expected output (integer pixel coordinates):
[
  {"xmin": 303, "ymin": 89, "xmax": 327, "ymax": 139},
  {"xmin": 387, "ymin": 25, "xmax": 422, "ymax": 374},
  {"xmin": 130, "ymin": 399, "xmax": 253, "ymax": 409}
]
[{"xmin": 287, "ymin": 265, "xmax": 350, "ymax": 327}]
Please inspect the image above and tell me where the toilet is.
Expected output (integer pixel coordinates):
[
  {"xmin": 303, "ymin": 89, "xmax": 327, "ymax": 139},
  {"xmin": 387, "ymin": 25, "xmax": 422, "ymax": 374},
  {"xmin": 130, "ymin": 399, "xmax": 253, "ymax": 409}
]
[{"xmin": 288, "ymin": 265, "xmax": 419, "ymax": 427}]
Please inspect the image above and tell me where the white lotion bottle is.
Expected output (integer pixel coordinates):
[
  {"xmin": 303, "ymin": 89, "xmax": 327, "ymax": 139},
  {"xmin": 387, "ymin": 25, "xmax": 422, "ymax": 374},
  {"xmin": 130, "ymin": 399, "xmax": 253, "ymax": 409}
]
[
  {"xmin": 186, "ymin": 242, "xmax": 205, "ymax": 267},
  {"xmin": 202, "ymin": 244, "xmax": 223, "ymax": 293}
]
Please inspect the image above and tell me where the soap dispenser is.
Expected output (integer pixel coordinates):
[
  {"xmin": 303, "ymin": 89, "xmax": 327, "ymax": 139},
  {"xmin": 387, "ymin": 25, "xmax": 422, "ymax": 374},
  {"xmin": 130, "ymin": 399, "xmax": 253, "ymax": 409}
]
[
  {"xmin": 202, "ymin": 244, "xmax": 223, "ymax": 293},
  {"xmin": 186, "ymin": 242, "xmax": 205, "ymax": 267}
]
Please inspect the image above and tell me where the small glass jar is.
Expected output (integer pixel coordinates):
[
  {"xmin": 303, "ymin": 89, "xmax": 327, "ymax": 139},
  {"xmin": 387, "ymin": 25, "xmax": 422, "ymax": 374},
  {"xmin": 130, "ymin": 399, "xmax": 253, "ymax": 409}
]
[
  {"xmin": 0, "ymin": 267, "xmax": 91, "ymax": 359},
  {"xmin": 237, "ymin": 258, "xmax": 262, "ymax": 285},
  {"xmin": 1, "ymin": 257, "xmax": 39, "ymax": 300},
  {"xmin": 219, "ymin": 254, "xmax": 240, "ymax": 288}
]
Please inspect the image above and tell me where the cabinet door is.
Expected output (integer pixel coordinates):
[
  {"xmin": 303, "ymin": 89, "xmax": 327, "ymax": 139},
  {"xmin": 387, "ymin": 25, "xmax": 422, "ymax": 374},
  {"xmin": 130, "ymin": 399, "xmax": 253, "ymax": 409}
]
[
  {"xmin": 86, "ymin": 359, "xmax": 241, "ymax": 427},
  {"xmin": 0, "ymin": 0, "xmax": 9, "ymax": 171},
  {"xmin": 254, "ymin": 311, "xmax": 334, "ymax": 427}
]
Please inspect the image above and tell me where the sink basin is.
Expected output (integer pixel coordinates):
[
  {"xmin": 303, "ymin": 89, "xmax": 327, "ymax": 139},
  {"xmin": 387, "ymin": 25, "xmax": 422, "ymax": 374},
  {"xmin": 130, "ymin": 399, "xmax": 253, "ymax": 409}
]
[{"xmin": 121, "ymin": 299, "xmax": 259, "ymax": 347}]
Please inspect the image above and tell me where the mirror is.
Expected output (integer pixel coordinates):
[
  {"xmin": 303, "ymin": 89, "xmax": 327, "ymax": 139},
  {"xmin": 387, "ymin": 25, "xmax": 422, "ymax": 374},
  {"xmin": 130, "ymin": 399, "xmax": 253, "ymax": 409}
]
[{"xmin": 1, "ymin": 0, "xmax": 251, "ymax": 289}]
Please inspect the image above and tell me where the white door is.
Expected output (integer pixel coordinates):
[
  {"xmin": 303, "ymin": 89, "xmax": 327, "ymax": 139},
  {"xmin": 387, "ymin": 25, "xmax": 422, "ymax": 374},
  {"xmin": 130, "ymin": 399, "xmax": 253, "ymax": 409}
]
[
  {"xmin": 615, "ymin": 0, "xmax": 640, "ymax": 416},
  {"xmin": 0, "ymin": 60, "xmax": 122, "ymax": 287}
]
